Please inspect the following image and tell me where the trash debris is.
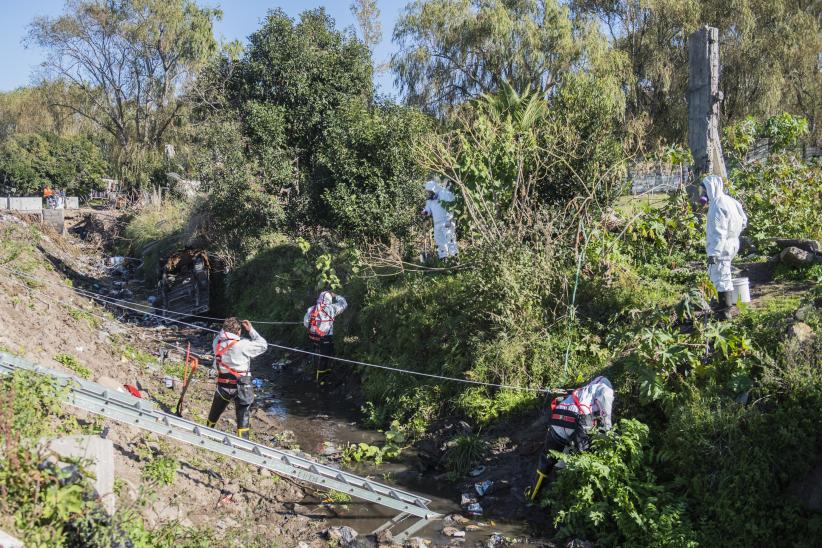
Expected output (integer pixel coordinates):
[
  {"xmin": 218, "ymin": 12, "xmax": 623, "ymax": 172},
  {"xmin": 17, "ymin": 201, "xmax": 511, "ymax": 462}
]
[
  {"xmin": 487, "ymin": 533, "xmax": 507, "ymax": 547},
  {"xmin": 475, "ymin": 480, "xmax": 493, "ymax": 496},
  {"xmin": 468, "ymin": 465, "xmax": 486, "ymax": 477},
  {"xmin": 466, "ymin": 502, "xmax": 483, "ymax": 515},
  {"xmin": 163, "ymin": 376, "xmax": 173, "ymax": 389},
  {"xmin": 252, "ymin": 378, "xmax": 264, "ymax": 388},
  {"xmin": 442, "ymin": 526, "xmax": 465, "ymax": 538},
  {"xmin": 461, "ymin": 493, "xmax": 478, "ymax": 506},
  {"xmin": 445, "ymin": 514, "xmax": 471, "ymax": 526},
  {"xmin": 107, "ymin": 256, "xmax": 125, "ymax": 267}
]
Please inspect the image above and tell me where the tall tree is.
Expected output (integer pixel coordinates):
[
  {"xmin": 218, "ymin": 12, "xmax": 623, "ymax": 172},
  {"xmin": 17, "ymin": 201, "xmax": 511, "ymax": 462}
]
[
  {"xmin": 573, "ymin": 0, "xmax": 822, "ymax": 144},
  {"xmin": 27, "ymin": 0, "xmax": 221, "ymax": 150},
  {"xmin": 392, "ymin": 0, "xmax": 621, "ymax": 113},
  {"xmin": 351, "ymin": 0, "xmax": 383, "ymax": 52}
]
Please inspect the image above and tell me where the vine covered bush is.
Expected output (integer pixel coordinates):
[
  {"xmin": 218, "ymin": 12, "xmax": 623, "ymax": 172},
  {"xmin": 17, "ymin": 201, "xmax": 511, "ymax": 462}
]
[{"xmin": 545, "ymin": 419, "xmax": 697, "ymax": 547}]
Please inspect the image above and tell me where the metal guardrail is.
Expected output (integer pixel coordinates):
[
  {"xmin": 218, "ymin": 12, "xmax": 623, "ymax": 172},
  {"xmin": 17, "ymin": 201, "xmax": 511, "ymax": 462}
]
[{"xmin": 0, "ymin": 352, "xmax": 440, "ymax": 541}]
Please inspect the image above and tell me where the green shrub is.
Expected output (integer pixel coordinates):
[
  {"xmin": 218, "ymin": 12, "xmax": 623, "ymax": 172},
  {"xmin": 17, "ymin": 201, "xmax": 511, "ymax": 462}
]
[
  {"xmin": 142, "ymin": 456, "xmax": 179, "ymax": 485},
  {"xmin": 732, "ymin": 153, "xmax": 821, "ymax": 243},
  {"xmin": 546, "ymin": 419, "xmax": 697, "ymax": 547},
  {"xmin": 444, "ymin": 433, "xmax": 486, "ymax": 478}
]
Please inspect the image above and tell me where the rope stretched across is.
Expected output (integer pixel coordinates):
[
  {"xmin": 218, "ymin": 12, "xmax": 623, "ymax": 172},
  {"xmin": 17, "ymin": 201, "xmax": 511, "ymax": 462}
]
[{"xmin": 1, "ymin": 265, "xmax": 558, "ymax": 394}]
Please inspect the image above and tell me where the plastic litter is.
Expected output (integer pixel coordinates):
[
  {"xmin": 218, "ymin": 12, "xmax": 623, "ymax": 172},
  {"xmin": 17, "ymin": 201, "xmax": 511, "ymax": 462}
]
[
  {"xmin": 163, "ymin": 376, "xmax": 173, "ymax": 388},
  {"xmin": 252, "ymin": 378, "xmax": 264, "ymax": 388},
  {"xmin": 466, "ymin": 502, "xmax": 483, "ymax": 515},
  {"xmin": 461, "ymin": 493, "xmax": 478, "ymax": 506},
  {"xmin": 475, "ymin": 480, "xmax": 493, "ymax": 496},
  {"xmin": 468, "ymin": 465, "xmax": 486, "ymax": 477}
]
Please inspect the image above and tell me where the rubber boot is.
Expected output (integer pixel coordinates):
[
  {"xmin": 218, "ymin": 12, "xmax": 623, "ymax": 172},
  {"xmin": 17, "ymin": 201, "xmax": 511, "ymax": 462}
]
[
  {"xmin": 714, "ymin": 292, "xmax": 732, "ymax": 321},
  {"xmin": 236, "ymin": 428, "xmax": 250, "ymax": 440},
  {"xmin": 528, "ymin": 470, "xmax": 548, "ymax": 501}
]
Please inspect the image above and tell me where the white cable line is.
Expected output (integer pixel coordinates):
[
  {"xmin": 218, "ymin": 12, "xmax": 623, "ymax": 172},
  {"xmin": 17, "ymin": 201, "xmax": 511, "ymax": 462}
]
[
  {"xmin": 51, "ymin": 275, "xmax": 301, "ymax": 325},
  {"xmin": 2, "ymin": 265, "xmax": 555, "ymax": 393},
  {"xmin": 76, "ymin": 287, "xmax": 302, "ymax": 325}
]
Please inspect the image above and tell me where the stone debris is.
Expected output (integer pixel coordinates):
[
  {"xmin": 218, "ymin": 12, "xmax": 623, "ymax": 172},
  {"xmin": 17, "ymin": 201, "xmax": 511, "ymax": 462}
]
[
  {"xmin": 773, "ymin": 238, "xmax": 821, "ymax": 254},
  {"xmin": 0, "ymin": 529, "xmax": 23, "ymax": 548},
  {"xmin": 779, "ymin": 246, "xmax": 821, "ymax": 267},
  {"xmin": 326, "ymin": 525, "xmax": 359, "ymax": 546},
  {"xmin": 47, "ymin": 435, "xmax": 115, "ymax": 515}
]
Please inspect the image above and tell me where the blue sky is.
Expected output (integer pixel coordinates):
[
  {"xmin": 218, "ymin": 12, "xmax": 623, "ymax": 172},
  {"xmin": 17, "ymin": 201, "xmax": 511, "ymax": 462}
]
[{"xmin": 0, "ymin": 0, "xmax": 405, "ymax": 95}]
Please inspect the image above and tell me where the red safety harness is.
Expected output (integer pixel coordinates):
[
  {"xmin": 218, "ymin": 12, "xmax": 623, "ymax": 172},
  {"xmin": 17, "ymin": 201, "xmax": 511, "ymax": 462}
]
[
  {"xmin": 549, "ymin": 390, "xmax": 592, "ymax": 429},
  {"xmin": 307, "ymin": 303, "xmax": 333, "ymax": 342},
  {"xmin": 215, "ymin": 338, "xmax": 241, "ymax": 385}
]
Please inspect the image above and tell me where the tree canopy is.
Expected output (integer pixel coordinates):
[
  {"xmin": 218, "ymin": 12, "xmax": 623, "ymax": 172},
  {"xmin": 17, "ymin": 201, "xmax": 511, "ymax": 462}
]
[
  {"xmin": 573, "ymin": 0, "xmax": 822, "ymax": 143},
  {"xmin": 0, "ymin": 132, "xmax": 108, "ymax": 195},
  {"xmin": 392, "ymin": 0, "xmax": 623, "ymax": 114},
  {"xmin": 27, "ymin": 0, "xmax": 221, "ymax": 149}
]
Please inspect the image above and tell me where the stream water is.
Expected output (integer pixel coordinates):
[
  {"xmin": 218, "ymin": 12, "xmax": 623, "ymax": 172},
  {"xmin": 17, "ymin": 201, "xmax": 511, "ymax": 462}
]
[{"xmin": 251, "ymin": 357, "xmax": 539, "ymax": 545}]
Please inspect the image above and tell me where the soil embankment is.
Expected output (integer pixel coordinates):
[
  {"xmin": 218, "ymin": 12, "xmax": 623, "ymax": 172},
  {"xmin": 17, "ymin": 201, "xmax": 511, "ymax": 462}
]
[{"xmin": 1, "ymin": 210, "xmax": 556, "ymax": 546}]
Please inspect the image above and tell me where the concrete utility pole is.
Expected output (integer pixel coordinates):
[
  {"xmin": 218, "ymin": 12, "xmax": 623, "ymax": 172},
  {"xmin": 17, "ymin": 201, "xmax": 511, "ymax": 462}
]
[{"xmin": 688, "ymin": 26, "xmax": 727, "ymax": 183}]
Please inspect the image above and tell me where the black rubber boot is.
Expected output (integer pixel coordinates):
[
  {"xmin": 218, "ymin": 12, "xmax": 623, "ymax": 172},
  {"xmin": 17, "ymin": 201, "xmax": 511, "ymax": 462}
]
[
  {"xmin": 207, "ymin": 390, "xmax": 231, "ymax": 426},
  {"xmin": 714, "ymin": 292, "xmax": 732, "ymax": 320}
]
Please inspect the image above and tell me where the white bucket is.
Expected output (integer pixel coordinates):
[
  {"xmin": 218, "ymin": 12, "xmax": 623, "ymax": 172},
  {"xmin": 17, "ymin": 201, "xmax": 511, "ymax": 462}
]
[{"xmin": 725, "ymin": 277, "xmax": 751, "ymax": 306}]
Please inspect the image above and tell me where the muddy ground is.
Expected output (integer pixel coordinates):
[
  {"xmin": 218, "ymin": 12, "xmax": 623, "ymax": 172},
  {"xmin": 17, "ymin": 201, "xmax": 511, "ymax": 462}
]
[{"xmin": 1, "ymin": 211, "xmax": 564, "ymax": 547}]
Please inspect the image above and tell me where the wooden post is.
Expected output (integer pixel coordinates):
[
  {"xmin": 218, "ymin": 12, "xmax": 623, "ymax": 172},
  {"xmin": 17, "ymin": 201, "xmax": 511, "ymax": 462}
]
[{"xmin": 688, "ymin": 26, "xmax": 726, "ymax": 185}]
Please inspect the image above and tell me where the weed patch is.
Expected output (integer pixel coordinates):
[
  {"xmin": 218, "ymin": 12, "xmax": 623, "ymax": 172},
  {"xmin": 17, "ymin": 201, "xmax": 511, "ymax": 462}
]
[{"xmin": 54, "ymin": 353, "xmax": 91, "ymax": 379}]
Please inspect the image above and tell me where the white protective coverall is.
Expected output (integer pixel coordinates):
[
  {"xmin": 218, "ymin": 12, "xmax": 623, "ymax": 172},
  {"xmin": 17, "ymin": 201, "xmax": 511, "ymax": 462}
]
[
  {"xmin": 423, "ymin": 180, "xmax": 459, "ymax": 259},
  {"xmin": 303, "ymin": 291, "xmax": 348, "ymax": 337},
  {"xmin": 550, "ymin": 376, "xmax": 614, "ymax": 442},
  {"xmin": 212, "ymin": 327, "xmax": 268, "ymax": 377},
  {"xmin": 703, "ymin": 175, "xmax": 747, "ymax": 293}
]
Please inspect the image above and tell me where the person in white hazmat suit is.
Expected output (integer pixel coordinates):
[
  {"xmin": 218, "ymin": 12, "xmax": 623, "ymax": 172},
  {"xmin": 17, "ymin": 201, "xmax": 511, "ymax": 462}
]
[
  {"xmin": 422, "ymin": 180, "xmax": 458, "ymax": 259},
  {"xmin": 528, "ymin": 376, "xmax": 614, "ymax": 500},
  {"xmin": 701, "ymin": 175, "xmax": 747, "ymax": 320}
]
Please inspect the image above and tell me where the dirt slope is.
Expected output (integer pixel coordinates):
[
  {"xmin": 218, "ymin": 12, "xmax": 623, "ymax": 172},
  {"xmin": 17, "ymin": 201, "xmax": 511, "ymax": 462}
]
[{"xmin": 0, "ymin": 213, "xmax": 328, "ymax": 546}]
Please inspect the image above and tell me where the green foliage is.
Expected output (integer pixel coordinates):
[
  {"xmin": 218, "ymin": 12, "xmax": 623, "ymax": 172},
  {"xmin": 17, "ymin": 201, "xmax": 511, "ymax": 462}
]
[
  {"xmin": 732, "ymin": 153, "xmax": 822, "ymax": 243},
  {"xmin": 316, "ymin": 100, "xmax": 432, "ymax": 239},
  {"xmin": 68, "ymin": 308, "xmax": 100, "ymax": 329},
  {"xmin": 0, "ymin": 370, "xmax": 69, "ymax": 443},
  {"xmin": 444, "ymin": 433, "xmax": 486, "ymax": 478},
  {"xmin": 422, "ymin": 76, "xmax": 626, "ymax": 240},
  {"xmin": 342, "ymin": 420, "xmax": 406, "ymax": 465},
  {"xmin": 324, "ymin": 489, "xmax": 352, "ymax": 504},
  {"xmin": 0, "ymin": 132, "xmax": 107, "ymax": 195},
  {"xmin": 54, "ymin": 353, "xmax": 91, "ymax": 379},
  {"xmin": 546, "ymin": 419, "xmax": 697, "ymax": 547},
  {"xmin": 393, "ymin": 0, "xmax": 623, "ymax": 113},
  {"xmin": 575, "ymin": 1, "xmax": 821, "ymax": 144},
  {"xmin": 191, "ymin": 119, "xmax": 285, "ymax": 260},
  {"xmin": 760, "ymin": 112, "xmax": 810, "ymax": 152},
  {"xmin": 29, "ymin": 0, "xmax": 221, "ymax": 160},
  {"xmin": 725, "ymin": 113, "xmax": 810, "ymax": 158},
  {"xmin": 142, "ymin": 457, "xmax": 179, "ymax": 485}
]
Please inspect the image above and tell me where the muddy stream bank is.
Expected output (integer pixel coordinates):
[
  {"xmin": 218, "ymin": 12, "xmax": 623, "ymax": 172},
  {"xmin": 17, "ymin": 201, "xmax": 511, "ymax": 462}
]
[{"xmin": 248, "ymin": 356, "xmax": 541, "ymax": 545}]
